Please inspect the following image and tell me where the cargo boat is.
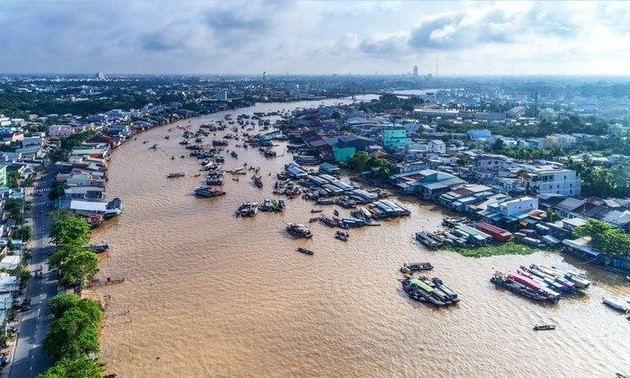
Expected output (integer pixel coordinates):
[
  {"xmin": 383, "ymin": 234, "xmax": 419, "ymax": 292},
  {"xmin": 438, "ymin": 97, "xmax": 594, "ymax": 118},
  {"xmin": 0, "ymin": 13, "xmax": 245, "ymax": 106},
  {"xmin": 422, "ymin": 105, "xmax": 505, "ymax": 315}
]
[
  {"xmin": 401, "ymin": 277, "xmax": 458, "ymax": 306},
  {"xmin": 415, "ymin": 231, "xmax": 441, "ymax": 250},
  {"xmin": 491, "ymin": 272, "xmax": 559, "ymax": 304},
  {"xmin": 286, "ymin": 223, "xmax": 313, "ymax": 239},
  {"xmin": 533, "ymin": 264, "xmax": 591, "ymax": 289},
  {"xmin": 194, "ymin": 186, "xmax": 226, "ymax": 198},
  {"xmin": 508, "ymin": 271, "xmax": 561, "ymax": 301},
  {"xmin": 400, "ymin": 262, "xmax": 433, "ymax": 274}
]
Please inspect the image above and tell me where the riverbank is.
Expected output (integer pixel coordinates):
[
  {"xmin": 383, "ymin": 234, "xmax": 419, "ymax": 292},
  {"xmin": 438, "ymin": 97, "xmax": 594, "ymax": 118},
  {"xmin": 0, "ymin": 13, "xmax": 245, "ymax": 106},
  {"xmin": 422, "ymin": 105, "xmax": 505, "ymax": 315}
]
[{"xmin": 444, "ymin": 241, "xmax": 540, "ymax": 258}]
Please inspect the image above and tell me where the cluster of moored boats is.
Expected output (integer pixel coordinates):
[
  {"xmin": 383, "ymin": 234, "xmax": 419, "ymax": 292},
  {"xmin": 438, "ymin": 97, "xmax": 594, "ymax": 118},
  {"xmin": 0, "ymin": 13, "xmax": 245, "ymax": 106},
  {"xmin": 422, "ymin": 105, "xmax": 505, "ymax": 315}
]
[
  {"xmin": 334, "ymin": 230, "xmax": 349, "ymax": 241},
  {"xmin": 415, "ymin": 231, "xmax": 442, "ymax": 250},
  {"xmin": 491, "ymin": 264, "xmax": 592, "ymax": 304},
  {"xmin": 236, "ymin": 202, "xmax": 258, "ymax": 217},
  {"xmin": 259, "ymin": 198, "xmax": 285, "ymax": 212},
  {"xmin": 286, "ymin": 223, "xmax": 312, "ymax": 238},
  {"xmin": 194, "ymin": 186, "xmax": 225, "ymax": 198},
  {"xmin": 399, "ymin": 262, "xmax": 459, "ymax": 306},
  {"xmin": 401, "ymin": 275, "xmax": 460, "ymax": 306}
]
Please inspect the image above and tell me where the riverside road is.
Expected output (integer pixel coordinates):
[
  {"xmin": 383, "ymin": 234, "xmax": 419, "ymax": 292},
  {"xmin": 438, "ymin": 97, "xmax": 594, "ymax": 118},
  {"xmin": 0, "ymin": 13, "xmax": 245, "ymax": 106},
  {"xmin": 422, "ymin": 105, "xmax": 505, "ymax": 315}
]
[{"xmin": 9, "ymin": 170, "xmax": 56, "ymax": 378}]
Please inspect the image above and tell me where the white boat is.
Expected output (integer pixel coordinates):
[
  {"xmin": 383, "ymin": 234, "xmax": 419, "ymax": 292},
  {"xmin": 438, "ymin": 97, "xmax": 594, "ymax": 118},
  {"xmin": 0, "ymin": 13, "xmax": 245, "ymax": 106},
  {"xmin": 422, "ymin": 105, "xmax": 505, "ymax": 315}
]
[{"xmin": 603, "ymin": 297, "xmax": 629, "ymax": 313}]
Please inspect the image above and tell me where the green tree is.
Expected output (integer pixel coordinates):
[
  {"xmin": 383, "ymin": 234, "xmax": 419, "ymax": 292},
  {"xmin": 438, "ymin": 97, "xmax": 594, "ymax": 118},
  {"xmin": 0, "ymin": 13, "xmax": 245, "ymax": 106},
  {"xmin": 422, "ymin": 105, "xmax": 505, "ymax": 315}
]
[
  {"xmin": 76, "ymin": 298, "xmax": 103, "ymax": 323},
  {"xmin": 48, "ymin": 181, "xmax": 67, "ymax": 201},
  {"xmin": 43, "ymin": 307, "xmax": 100, "ymax": 360},
  {"xmin": 544, "ymin": 209, "xmax": 562, "ymax": 223},
  {"xmin": 7, "ymin": 170, "xmax": 20, "ymax": 189},
  {"xmin": 346, "ymin": 151, "xmax": 371, "ymax": 172},
  {"xmin": 60, "ymin": 249, "xmax": 99, "ymax": 285},
  {"xmin": 48, "ymin": 293, "xmax": 81, "ymax": 319},
  {"xmin": 38, "ymin": 356, "xmax": 102, "ymax": 378},
  {"xmin": 15, "ymin": 225, "xmax": 33, "ymax": 242},
  {"xmin": 50, "ymin": 213, "xmax": 90, "ymax": 246},
  {"xmin": 574, "ymin": 219, "xmax": 630, "ymax": 257}
]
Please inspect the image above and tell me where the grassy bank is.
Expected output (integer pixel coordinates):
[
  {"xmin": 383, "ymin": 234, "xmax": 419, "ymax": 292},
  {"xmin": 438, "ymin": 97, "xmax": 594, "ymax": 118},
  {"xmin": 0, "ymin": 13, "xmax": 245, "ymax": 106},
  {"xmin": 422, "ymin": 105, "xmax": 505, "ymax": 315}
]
[{"xmin": 444, "ymin": 241, "xmax": 540, "ymax": 258}]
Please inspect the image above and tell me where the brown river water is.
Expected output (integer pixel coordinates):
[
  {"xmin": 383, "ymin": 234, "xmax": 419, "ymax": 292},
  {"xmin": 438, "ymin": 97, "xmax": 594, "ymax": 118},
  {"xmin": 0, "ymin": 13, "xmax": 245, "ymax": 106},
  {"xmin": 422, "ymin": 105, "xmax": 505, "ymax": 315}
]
[{"xmin": 95, "ymin": 99, "xmax": 629, "ymax": 378}]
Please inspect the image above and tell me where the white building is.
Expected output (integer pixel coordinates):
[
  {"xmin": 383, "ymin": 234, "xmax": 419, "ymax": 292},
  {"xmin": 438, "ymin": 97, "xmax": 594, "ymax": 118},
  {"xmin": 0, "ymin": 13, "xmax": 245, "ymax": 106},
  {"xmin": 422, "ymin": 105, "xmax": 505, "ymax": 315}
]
[
  {"xmin": 428, "ymin": 139, "xmax": 446, "ymax": 154},
  {"xmin": 497, "ymin": 196, "xmax": 539, "ymax": 217},
  {"xmin": 521, "ymin": 165, "xmax": 581, "ymax": 197},
  {"xmin": 548, "ymin": 134, "xmax": 577, "ymax": 148}
]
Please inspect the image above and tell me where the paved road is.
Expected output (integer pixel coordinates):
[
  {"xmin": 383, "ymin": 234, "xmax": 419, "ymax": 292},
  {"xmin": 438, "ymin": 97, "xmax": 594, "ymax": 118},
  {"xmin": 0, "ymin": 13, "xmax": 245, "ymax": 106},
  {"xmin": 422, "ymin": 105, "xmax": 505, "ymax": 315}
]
[{"xmin": 9, "ymin": 170, "xmax": 57, "ymax": 378}]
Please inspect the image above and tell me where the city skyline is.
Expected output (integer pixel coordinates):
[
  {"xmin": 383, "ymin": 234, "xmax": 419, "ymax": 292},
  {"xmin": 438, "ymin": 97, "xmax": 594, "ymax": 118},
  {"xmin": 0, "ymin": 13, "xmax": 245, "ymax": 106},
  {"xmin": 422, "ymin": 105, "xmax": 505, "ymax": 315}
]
[{"xmin": 1, "ymin": 0, "xmax": 628, "ymax": 76}]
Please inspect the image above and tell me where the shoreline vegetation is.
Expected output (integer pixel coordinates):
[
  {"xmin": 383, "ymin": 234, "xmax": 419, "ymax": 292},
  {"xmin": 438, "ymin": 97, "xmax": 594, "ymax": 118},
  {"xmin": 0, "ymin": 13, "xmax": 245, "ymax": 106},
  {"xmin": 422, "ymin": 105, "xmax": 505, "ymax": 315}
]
[
  {"xmin": 39, "ymin": 212, "xmax": 104, "ymax": 378},
  {"xmin": 443, "ymin": 241, "xmax": 540, "ymax": 258}
]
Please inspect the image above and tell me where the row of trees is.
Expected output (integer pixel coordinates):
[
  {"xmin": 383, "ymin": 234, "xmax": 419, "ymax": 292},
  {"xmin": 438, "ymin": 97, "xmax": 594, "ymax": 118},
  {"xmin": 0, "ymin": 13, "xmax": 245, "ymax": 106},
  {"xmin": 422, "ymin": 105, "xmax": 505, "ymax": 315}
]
[
  {"xmin": 574, "ymin": 219, "xmax": 630, "ymax": 257},
  {"xmin": 40, "ymin": 211, "xmax": 104, "ymax": 377},
  {"xmin": 48, "ymin": 211, "xmax": 98, "ymax": 286},
  {"xmin": 40, "ymin": 294, "xmax": 103, "ymax": 377}
]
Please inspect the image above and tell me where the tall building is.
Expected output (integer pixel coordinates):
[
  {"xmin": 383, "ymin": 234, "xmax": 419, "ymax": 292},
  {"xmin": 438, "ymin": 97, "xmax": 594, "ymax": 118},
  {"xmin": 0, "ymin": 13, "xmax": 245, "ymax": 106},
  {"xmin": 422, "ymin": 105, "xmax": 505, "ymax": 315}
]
[
  {"xmin": 520, "ymin": 165, "xmax": 581, "ymax": 197},
  {"xmin": 382, "ymin": 127, "xmax": 411, "ymax": 149},
  {"xmin": 215, "ymin": 91, "xmax": 228, "ymax": 101},
  {"xmin": 412, "ymin": 65, "xmax": 418, "ymax": 77}
]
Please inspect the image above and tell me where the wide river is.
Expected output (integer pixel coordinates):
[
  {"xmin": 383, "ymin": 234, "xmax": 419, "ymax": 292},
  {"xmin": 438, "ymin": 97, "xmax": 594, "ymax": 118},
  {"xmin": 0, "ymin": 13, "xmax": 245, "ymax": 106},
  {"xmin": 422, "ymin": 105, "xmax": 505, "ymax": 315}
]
[{"xmin": 95, "ymin": 98, "xmax": 629, "ymax": 378}]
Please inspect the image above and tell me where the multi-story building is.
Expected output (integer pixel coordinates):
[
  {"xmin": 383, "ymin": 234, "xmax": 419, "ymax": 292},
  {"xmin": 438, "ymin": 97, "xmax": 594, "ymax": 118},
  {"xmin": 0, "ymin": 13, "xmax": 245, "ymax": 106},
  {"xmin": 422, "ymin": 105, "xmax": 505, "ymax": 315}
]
[
  {"xmin": 382, "ymin": 127, "xmax": 411, "ymax": 149},
  {"xmin": 520, "ymin": 164, "xmax": 581, "ymax": 197},
  {"xmin": 495, "ymin": 196, "xmax": 539, "ymax": 217},
  {"xmin": 428, "ymin": 139, "xmax": 446, "ymax": 154}
]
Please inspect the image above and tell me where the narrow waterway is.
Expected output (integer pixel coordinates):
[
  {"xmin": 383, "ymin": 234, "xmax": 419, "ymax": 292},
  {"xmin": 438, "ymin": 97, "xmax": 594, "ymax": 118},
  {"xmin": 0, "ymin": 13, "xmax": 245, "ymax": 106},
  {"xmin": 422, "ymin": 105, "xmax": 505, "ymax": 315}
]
[{"xmin": 95, "ymin": 99, "xmax": 629, "ymax": 378}]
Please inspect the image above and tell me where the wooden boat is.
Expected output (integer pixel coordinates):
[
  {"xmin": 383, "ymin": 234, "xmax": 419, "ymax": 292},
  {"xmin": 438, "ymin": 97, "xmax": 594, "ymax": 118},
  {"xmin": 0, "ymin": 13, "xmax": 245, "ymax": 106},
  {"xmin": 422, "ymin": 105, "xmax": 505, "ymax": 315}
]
[
  {"xmin": 603, "ymin": 297, "xmax": 629, "ymax": 313},
  {"xmin": 308, "ymin": 217, "xmax": 319, "ymax": 223},
  {"xmin": 533, "ymin": 324, "xmax": 556, "ymax": 331},
  {"xmin": 297, "ymin": 247, "xmax": 314, "ymax": 255},
  {"xmin": 310, "ymin": 209, "xmax": 323, "ymax": 213},
  {"xmin": 167, "ymin": 172, "xmax": 185, "ymax": 178},
  {"xmin": 334, "ymin": 231, "xmax": 349, "ymax": 241},
  {"xmin": 84, "ymin": 243, "xmax": 109, "ymax": 253},
  {"xmin": 400, "ymin": 262, "xmax": 433, "ymax": 273},
  {"xmin": 333, "ymin": 209, "xmax": 339, "ymax": 216}
]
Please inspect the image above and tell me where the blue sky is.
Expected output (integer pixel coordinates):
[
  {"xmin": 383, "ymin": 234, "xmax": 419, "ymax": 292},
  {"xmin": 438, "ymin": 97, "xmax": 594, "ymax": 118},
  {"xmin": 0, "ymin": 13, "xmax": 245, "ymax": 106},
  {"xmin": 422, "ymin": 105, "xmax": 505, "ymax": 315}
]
[{"xmin": 1, "ymin": 0, "xmax": 628, "ymax": 75}]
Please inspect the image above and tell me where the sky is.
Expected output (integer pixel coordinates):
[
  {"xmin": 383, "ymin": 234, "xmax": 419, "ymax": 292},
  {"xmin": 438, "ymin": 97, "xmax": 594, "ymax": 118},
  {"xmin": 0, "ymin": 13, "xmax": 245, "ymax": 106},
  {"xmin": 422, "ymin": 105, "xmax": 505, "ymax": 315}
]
[{"xmin": 1, "ymin": 0, "xmax": 628, "ymax": 76}]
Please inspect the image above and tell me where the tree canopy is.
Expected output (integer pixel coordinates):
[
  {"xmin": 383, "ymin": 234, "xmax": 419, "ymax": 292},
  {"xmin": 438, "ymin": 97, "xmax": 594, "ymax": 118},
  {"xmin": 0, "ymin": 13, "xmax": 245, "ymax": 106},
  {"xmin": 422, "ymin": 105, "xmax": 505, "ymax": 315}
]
[
  {"xmin": 574, "ymin": 219, "xmax": 630, "ymax": 257},
  {"xmin": 50, "ymin": 212, "xmax": 91, "ymax": 246},
  {"xmin": 48, "ymin": 292, "xmax": 81, "ymax": 319},
  {"xmin": 43, "ymin": 307, "xmax": 100, "ymax": 360},
  {"xmin": 50, "ymin": 245, "xmax": 99, "ymax": 286},
  {"xmin": 38, "ymin": 356, "xmax": 102, "ymax": 378}
]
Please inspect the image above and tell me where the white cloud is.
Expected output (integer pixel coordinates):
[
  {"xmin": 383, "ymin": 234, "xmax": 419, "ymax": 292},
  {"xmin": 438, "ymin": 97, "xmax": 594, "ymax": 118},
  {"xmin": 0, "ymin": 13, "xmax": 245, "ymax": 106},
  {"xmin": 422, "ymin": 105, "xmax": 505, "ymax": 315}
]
[{"xmin": 0, "ymin": 0, "xmax": 627, "ymax": 75}]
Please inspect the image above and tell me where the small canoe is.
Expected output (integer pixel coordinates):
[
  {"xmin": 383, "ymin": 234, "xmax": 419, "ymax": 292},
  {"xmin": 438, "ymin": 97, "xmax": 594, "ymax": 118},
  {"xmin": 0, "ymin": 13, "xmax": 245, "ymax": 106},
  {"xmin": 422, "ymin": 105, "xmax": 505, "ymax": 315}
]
[
  {"xmin": 603, "ymin": 297, "xmax": 629, "ymax": 313},
  {"xmin": 308, "ymin": 217, "xmax": 319, "ymax": 223},
  {"xmin": 297, "ymin": 247, "xmax": 314, "ymax": 255},
  {"xmin": 533, "ymin": 324, "xmax": 556, "ymax": 331}
]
